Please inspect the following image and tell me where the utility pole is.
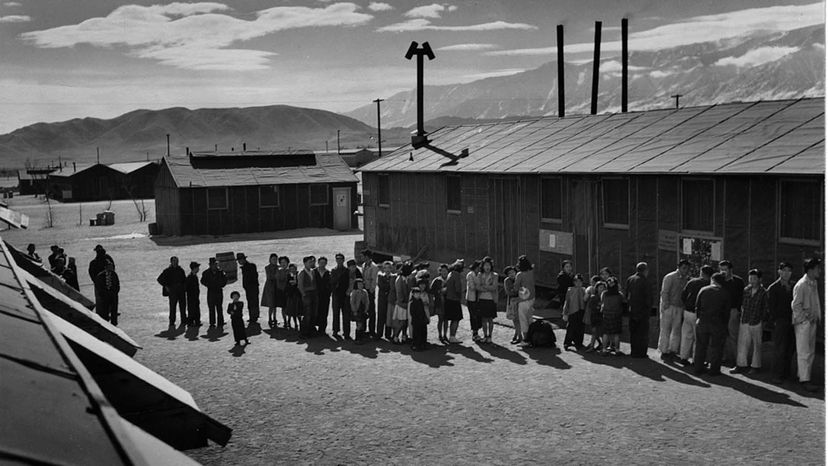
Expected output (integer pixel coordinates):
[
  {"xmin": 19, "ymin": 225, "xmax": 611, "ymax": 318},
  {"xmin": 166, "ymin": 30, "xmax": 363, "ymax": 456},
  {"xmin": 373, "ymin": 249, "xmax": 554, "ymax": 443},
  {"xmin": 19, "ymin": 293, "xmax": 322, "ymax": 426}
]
[
  {"xmin": 671, "ymin": 94, "xmax": 682, "ymax": 109},
  {"xmin": 337, "ymin": 129, "xmax": 341, "ymax": 154},
  {"xmin": 326, "ymin": 140, "xmax": 329, "ymax": 153},
  {"xmin": 96, "ymin": 147, "xmax": 100, "ymax": 165},
  {"xmin": 373, "ymin": 98, "xmax": 384, "ymax": 158}
]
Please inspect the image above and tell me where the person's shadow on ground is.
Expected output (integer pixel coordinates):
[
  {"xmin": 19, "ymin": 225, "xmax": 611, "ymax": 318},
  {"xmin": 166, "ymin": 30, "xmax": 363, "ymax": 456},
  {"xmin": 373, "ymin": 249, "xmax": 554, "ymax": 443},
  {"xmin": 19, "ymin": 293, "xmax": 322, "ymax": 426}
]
[
  {"xmin": 200, "ymin": 325, "xmax": 228, "ymax": 342},
  {"xmin": 699, "ymin": 372, "xmax": 808, "ymax": 406},
  {"xmin": 475, "ymin": 342, "xmax": 529, "ymax": 365},
  {"xmin": 445, "ymin": 343, "xmax": 496, "ymax": 364},
  {"xmin": 409, "ymin": 343, "xmax": 455, "ymax": 368},
  {"xmin": 521, "ymin": 345, "xmax": 572, "ymax": 370},
  {"xmin": 228, "ymin": 343, "xmax": 246, "ymax": 357},
  {"xmin": 154, "ymin": 323, "xmax": 187, "ymax": 340}
]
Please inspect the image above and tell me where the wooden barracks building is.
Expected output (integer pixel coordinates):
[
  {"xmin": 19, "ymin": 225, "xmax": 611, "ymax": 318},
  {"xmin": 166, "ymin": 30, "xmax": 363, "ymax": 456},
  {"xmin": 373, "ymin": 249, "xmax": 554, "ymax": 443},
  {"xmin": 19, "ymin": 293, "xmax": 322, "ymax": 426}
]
[
  {"xmin": 359, "ymin": 98, "xmax": 824, "ymax": 288},
  {"xmin": 154, "ymin": 150, "xmax": 358, "ymax": 236}
]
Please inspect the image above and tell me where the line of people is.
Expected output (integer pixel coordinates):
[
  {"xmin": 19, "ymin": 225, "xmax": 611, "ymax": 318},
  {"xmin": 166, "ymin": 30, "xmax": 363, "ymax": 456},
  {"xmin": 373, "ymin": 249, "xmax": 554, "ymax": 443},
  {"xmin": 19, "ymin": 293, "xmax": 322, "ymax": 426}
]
[
  {"xmin": 554, "ymin": 257, "xmax": 823, "ymax": 392},
  {"xmin": 156, "ymin": 250, "xmax": 541, "ymax": 351}
]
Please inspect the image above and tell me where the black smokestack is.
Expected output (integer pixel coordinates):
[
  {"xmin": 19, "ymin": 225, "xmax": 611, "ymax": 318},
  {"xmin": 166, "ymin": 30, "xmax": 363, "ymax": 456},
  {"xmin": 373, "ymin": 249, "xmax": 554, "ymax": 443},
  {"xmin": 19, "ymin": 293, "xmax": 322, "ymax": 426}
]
[
  {"xmin": 166, "ymin": 134, "xmax": 170, "ymax": 157},
  {"xmin": 591, "ymin": 21, "xmax": 602, "ymax": 115},
  {"xmin": 557, "ymin": 24, "xmax": 565, "ymax": 117},
  {"xmin": 622, "ymin": 18, "xmax": 629, "ymax": 113}
]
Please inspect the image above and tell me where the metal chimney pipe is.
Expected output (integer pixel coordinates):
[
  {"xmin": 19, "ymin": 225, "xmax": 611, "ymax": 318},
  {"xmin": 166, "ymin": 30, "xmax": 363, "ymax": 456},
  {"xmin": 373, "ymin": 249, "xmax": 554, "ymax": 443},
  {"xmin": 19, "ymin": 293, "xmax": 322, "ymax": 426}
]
[
  {"xmin": 557, "ymin": 25, "xmax": 565, "ymax": 117},
  {"xmin": 591, "ymin": 21, "xmax": 602, "ymax": 115},
  {"xmin": 243, "ymin": 142, "xmax": 247, "ymax": 152},
  {"xmin": 166, "ymin": 134, "xmax": 170, "ymax": 157},
  {"xmin": 622, "ymin": 18, "xmax": 629, "ymax": 113}
]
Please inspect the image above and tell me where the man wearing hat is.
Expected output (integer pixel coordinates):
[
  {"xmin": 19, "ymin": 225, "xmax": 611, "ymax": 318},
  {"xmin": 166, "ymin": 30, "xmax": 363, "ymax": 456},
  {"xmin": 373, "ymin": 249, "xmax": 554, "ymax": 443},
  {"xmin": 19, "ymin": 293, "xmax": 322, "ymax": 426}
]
[
  {"xmin": 88, "ymin": 244, "xmax": 114, "ymax": 281},
  {"xmin": 186, "ymin": 261, "xmax": 202, "ymax": 326},
  {"xmin": 236, "ymin": 253, "xmax": 260, "ymax": 324},
  {"xmin": 200, "ymin": 257, "xmax": 228, "ymax": 327},
  {"xmin": 157, "ymin": 256, "xmax": 187, "ymax": 326}
]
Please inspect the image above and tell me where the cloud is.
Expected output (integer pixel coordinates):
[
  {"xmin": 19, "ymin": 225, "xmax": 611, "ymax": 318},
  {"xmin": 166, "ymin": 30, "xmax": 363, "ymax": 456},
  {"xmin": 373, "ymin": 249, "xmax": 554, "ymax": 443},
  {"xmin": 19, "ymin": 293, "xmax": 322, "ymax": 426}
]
[
  {"xmin": 486, "ymin": 2, "xmax": 823, "ymax": 56},
  {"xmin": 368, "ymin": 2, "xmax": 393, "ymax": 12},
  {"xmin": 20, "ymin": 2, "xmax": 373, "ymax": 70},
  {"xmin": 3, "ymin": 2, "xmax": 22, "ymax": 6},
  {"xmin": 0, "ymin": 14, "xmax": 29, "ymax": 22},
  {"xmin": 378, "ymin": 18, "xmax": 535, "ymax": 32},
  {"xmin": 715, "ymin": 46, "xmax": 800, "ymax": 67},
  {"xmin": 599, "ymin": 60, "xmax": 647, "ymax": 73},
  {"xmin": 404, "ymin": 3, "xmax": 453, "ymax": 19},
  {"xmin": 461, "ymin": 68, "xmax": 525, "ymax": 80},
  {"xmin": 436, "ymin": 43, "xmax": 497, "ymax": 51}
]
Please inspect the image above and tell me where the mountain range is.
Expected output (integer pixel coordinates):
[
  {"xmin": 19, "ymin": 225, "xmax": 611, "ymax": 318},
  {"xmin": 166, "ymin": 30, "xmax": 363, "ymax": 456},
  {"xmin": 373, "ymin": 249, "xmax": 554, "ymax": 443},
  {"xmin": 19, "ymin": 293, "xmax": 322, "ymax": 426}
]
[
  {"xmin": 0, "ymin": 24, "xmax": 822, "ymax": 169},
  {"xmin": 347, "ymin": 24, "xmax": 825, "ymax": 127},
  {"xmin": 0, "ymin": 106, "xmax": 409, "ymax": 169}
]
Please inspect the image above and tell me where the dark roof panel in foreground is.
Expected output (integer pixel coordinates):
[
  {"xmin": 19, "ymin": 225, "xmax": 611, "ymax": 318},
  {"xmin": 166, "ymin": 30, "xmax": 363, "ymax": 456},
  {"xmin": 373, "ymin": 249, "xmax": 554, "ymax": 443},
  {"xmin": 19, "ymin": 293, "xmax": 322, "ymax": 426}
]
[{"xmin": 359, "ymin": 98, "xmax": 824, "ymax": 175}]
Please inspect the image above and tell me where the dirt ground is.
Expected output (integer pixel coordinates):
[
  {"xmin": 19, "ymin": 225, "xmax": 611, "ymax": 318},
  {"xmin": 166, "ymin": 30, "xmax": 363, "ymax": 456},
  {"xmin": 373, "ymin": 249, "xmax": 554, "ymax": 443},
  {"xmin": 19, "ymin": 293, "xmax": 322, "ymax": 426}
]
[{"xmin": 4, "ymin": 196, "xmax": 825, "ymax": 465}]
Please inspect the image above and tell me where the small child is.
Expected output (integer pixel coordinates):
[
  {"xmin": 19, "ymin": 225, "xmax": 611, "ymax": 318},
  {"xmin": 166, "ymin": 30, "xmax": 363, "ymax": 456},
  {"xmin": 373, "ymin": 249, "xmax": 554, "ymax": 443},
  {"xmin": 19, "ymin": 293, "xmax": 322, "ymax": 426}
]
[
  {"xmin": 503, "ymin": 266, "xmax": 520, "ymax": 344},
  {"xmin": 409, "ymin": 278, "xmax": 432, "ymax": 351},
  {"xmin": 350, "ymin": 278, "xmax": 370, "ymax": 344},
  {"xmin": 562, "ymin": 273, "xmax": 586, "ymax": 350},
  {"xmin": 584, "ymin": 280, "xmax": 605, "ymax": 352},
  {"xmin": 227, "ymin": 291, "xmax": 249, "ymax": 346}
]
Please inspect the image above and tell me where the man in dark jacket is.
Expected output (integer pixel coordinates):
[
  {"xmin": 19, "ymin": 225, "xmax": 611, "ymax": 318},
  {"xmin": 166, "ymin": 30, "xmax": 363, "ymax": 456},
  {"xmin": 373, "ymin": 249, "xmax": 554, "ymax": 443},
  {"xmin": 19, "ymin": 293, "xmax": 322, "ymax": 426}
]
[
  {"xmin": 237, "ymin": 253, "xmax": 260, "ymax": 324},
  {"xmin": 201, "ymin": 257, "xmax": 227, "ymax": 327},
  {"xmin": 556, "ymin": 260, "xmax": 574, "ymax": 308},
  {"xmin": 768, "ymin": 262, "xmax": 795, "ymax": 384},
  {"xmin": 158, "ymin": 256, "xmax": 187, "ymax": 326},
  {"xmin": 678, "ymin": 265, "xmax": 714, "ymax": 365},
  {"xmin": 314, "ymin": 256, "xmax": 332, "ymax": 334},
  {"xmin": 297, "ymin": 256, "xmax": 318, "ymax": 338},
  {"xmin": 330, "ymin": 253, "xmax": 351, "ymax": 340},
  {"xmin": 94, "ymin": 259, "xmax": 120, "ymax": 325},
  {"xmin": 186, "ymin": 261, "xmax": 201, "ymax": 326},
  {"xmin": 694, "ymin": 272, "xmax": 731, "ymax": 376},
  {"xmin": 719, "ymin": 259, "xmax": 745, "ymax": 366},
  {"xmin": 88, "ymin": 244, "xmax": 114, "ymax": 281},
  {"xmin": 625, "ymin": 262, "xmax": 652, "ymax": 358}
]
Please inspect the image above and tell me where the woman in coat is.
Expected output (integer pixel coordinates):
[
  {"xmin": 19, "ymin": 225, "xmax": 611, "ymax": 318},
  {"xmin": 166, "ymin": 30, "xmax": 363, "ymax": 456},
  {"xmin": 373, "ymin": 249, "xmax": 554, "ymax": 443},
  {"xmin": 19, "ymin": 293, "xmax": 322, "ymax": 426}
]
[{"xmin": 262, "ymin": 253, "xmax": 279, "ymax": 327}]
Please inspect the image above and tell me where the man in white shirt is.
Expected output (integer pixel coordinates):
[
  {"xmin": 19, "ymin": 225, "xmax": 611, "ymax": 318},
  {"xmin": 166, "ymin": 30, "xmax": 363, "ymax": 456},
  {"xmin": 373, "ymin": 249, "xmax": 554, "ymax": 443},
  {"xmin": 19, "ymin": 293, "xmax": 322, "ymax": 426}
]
[{"xmin": 792, "ymin": 258, "xmax": 822, "ymax": 392}]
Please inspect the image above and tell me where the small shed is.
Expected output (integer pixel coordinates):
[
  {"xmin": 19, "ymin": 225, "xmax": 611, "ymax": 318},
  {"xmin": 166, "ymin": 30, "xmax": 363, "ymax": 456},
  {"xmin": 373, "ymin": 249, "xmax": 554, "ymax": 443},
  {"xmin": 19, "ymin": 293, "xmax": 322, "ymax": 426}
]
[
  {"xmin": 154, "ymin": 151, "xmax": 359, "ymax": 236},
  {"xmin": 359, "ymin": 98, "xmax": 825, "ymax": 292}
]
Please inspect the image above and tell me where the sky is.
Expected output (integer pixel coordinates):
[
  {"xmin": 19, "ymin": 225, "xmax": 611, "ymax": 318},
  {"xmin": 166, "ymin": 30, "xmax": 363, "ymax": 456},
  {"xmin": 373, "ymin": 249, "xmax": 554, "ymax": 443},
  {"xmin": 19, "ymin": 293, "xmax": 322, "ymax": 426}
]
[{"xmin": 0, "ymin": 0, "xmax": 823, "ymax": 133}]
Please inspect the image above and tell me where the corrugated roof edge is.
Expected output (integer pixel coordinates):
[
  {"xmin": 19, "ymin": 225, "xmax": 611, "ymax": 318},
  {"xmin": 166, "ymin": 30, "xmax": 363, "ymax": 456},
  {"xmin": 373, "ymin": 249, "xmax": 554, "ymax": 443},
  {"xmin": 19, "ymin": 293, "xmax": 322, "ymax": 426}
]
[
  {"xmin": 0, "ymin": 238, "xmax": 137, "ymax": 465},
  {"xmin": 359, "ymin": 97, "xmax": 820, "ymax": 174}
]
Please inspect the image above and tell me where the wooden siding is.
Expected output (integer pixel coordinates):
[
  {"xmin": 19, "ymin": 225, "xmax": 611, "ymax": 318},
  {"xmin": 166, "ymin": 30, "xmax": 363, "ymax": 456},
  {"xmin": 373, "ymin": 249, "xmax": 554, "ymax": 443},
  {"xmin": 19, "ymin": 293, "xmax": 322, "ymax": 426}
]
[
  {"xmin": 166, "ymin": 182, "xmax": 357, "ymax": 236},
  {"xmin": 363, "ymin": 172, "xmax": 824, "ymax": 293},
  {"xmin": 154, "ymin": 162, "xmax": 181, "ymax": 235}
]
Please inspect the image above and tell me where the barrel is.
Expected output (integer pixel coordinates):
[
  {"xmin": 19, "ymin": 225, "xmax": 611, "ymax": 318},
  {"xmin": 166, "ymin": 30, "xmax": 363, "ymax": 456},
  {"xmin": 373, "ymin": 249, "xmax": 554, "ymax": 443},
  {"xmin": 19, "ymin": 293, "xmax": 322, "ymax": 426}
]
[
  {"xmin": 147, "ymin": 222, "xmax": 158, "ymax": 236},
  {"xmin": 215, "ymin": 252, "xmax": 238, "ymax": 284},
  {"xmin": 102, "ymin": 210, "xmax": 115, "ymax": 225}
]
